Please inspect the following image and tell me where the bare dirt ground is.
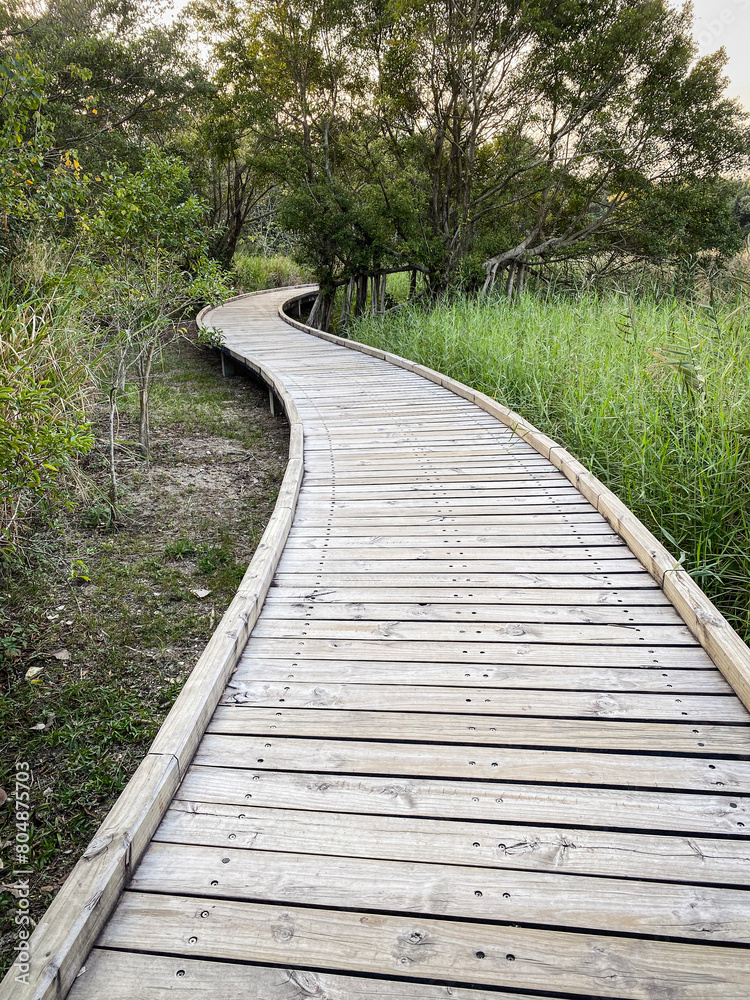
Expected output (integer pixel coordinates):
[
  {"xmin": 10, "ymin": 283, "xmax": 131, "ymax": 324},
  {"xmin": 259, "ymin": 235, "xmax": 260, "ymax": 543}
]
[{"xmin": 0, "ymin": 332, "xmax": 289, "ymax": 974}]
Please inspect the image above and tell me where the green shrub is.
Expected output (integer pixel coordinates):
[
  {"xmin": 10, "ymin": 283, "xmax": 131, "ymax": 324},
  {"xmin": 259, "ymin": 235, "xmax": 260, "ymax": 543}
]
[{"xmin": 0, "ymin": 280, "xmax": 94, "ymax": 560}]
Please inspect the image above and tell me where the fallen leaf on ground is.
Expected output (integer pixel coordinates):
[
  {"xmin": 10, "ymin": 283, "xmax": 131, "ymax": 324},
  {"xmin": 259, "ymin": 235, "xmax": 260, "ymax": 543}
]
[
  {"xmin": 25, "ymin": 665, "xmax": 44, "ymax": 681},
  {"xmin": 0, "ymin": 788, "xmax": 7, "ymax": 806},
  {"xmin": 30, "ymin": 715, "xmax": 55, "ymax": 732},
  {"xmin": 191, "ymin": 588, "xmax": 211, "ymax": 599},
  {"xmin": 52, "ymin": 649, "xmax": 71, "ymax": 661}
]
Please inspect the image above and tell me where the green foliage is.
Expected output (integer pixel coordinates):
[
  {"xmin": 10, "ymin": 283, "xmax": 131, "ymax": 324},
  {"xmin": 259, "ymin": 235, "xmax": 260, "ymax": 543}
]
[
  {"xmin": 0, "ymin": 50, "xmax": 87, "ymax": 243},
  {"xmin": 1, "ymin": 0, "xmax": 211, "ymax": 177},
  {"xmin": 352, "ymin": 287, "xmax": 750, "ymax": 640},
  {"xmin": 195, "ymin": 0, "xmax": 750, "ymax": 294},
  {"xmin": 615, "ymin": 179, "xmax": 745, "ymax": 264},
  {"xmin": 233, "ymin": 253, "xmax": 310, "ymax": 291},
  {"xmin": 0, "ymin": 281, "xmax": 94, "ymax": 560},
  {"xmin": 0, "ymin": 51, "xmax": 53, "ymax": 228},
  {"xmin": 733, "ymin": 180, "xmax": 750, "ymax": 237},
  {"xmin": 76, "ymin": 149, "xmax": 231, "ymax": 317},
  {"xmin": 197, "ymin": 325, "xmax": 226, "ymax": 349},
  {"xmin": 69, "ymin": 149, "xmax": 232, "ymax": 477}
]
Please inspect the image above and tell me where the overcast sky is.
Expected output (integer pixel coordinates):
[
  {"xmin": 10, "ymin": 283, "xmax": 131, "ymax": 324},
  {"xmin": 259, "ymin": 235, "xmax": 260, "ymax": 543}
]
[{"xmin": 686, "ymin": 0, "xmax": 750, "ymax": 108}]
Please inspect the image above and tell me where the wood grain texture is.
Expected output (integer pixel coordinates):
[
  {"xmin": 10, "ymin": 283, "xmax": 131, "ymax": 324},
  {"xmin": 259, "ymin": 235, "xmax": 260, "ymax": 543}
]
[
  {"xmin": 178, "ymin": 764, "xmax": 750, "ymax": 837},
  {"xmin": 156, "ymin": 801, "xmax": 750, "ymax": 885},
  {"xmin": 193, "ymin": 732, "xmax": 750, "ymax": 792},
  {"xmin": 69, "ymin": 950, "xmax": 555, "ymax": 1000},
  {"xmin": 130, "ymin": 840, "xmax": 750, "ymax": 941},
  {"xmin": 97, "ymin": 893, "xmax": 750, "ymax": 999},
  {"xmin": 27, "ymin": 286, "xmax": 750, "ymax": 1000},
  {"xmin": 208, "ymin": 706, "xmax": 750, "ymax": 752}
]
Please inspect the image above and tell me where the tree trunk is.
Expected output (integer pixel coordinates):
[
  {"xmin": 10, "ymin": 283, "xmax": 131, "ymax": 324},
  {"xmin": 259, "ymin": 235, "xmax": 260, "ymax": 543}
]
[
  {"xmin": 138, "ymin": 342, "xmax": 157, "ymax": 459},
  {"xmin": 307, "ymin": 292, "xmax": 322, "ymax": 327},
  {"xmin": 108, "ymin": 387, "xmax": 118, "ymax": 504},
  {"xmin": 323, "ymin": 292, "xmax": 336, "ymax": 331},
  {"xmin": 339, "ymin": 279, "xmax": 353, "ymax": 328},
  {"xmin": 482, "ymin": 261, "xmax": 501, "ymax": 294},
  {"xmin": 505, "ymin": 261, "xmax": 517, "ymax": 299},
  {"xmin": 353, "ymin": 275, "xmax": 368, "ymax": 317}
]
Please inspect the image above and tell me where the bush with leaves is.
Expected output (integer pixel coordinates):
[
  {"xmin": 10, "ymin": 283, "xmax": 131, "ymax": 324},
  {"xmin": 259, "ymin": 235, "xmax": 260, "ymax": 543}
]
[
  {"xmin": 0, "ymin": 279, "xmax": 94, "ymax": 560},
  {"xmin": 72, "ymin": 149, "xmax": 231, "ymax": 492},
  {"xmin": 0, "ymin": 49, "xmax": 89, "ymax": 252}
]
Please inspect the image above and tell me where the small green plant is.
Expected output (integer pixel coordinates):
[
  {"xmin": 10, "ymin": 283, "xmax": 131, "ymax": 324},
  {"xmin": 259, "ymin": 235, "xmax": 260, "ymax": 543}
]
[
  {"xmin": 196, "ymin": 542, "xmax": 231, "ymax": 574},
  {"xmin": 197, "ymin": 325, "xmax": 226, "ymax": 350},
  {"xmin": 0, "ymin": 623, "xmax": 28, "ymax": 664},
  {"xmin": 164, "ymin": 535, "xmax": 198, "ymax": 560},
  {"xmin": 80, "ymin": 500, "xmax": 116, "ymax": 531},
  {"xmin": 69, "ymin": 558, "xmax": 90, "ymax": 584}
]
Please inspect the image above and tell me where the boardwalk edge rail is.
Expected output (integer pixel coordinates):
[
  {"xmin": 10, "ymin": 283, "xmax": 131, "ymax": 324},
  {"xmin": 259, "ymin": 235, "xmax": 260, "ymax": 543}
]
[
  {"xmin": 0, "ymin": 289, "xmax": 307, "ymax": 1000},
  {"xmin": 280, "ymin": 289, "xmax": 750, "ymax": 713}
]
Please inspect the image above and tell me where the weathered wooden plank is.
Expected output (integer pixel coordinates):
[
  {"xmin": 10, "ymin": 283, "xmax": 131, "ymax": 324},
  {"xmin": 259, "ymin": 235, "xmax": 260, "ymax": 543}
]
[
  {"xmin": 278, "ymin": 557, "xmax": 644, "ymax": 574},
  {"xmin": 285, "ymin": 544, "xmax": 638, "ymax": 562},
  {"xmin": 288, "ymin": 529, "xmax": 626, "ymax": 544},
  {"xmin": 234, "ymin": 659, "xmax": 730, "ymax": 692},
  {"xmin": 298, "ymin": 495, "xmax": 594, "ymax": 510},
  {"xmin": 252, "ymin": 618, "xmax": 696, "ymax": 645},
  {"xmin": 273, "ymin": 571, "xmax": 662, "ymax": 589},
  {"xmin": 292, "ymin": 512, "xmax": 607, "ymax": 526},
  {"xmin": 298, "ymin": 485, "xmax": 585, "ymax": 500},
  {"xmin": 242, "ymin": 637, "xmax": 713, "ymax": 668},
  {"xmin": 195, "ymin": 732, "xmax": 750, "ymax": 792},
  {"xmin": 223, "ymin": 679, "xmax": 743, "ymax": 720},
  {"xmin": 303, "ymin": 472, "xmax": 573, "ymax": 486},
  {"xmin": 157, "ymin": 801, "xmax": 750, "ymax": 885},
  {"xmin": 289, "ymin": 523, "xmax": 616, "ymax": 538},
  {"xmin": 261, "ymin": 597, "xmax": 687, "ymax": 624},
  {"xmin": 97, "ymin": 893, "xmax": 750, "ymax": 999},
  {"xmin": 131, "ymin": 841, "xmax": 750, "ymax": 942},
  {"xmin": 270, "ymin": 584, "xmax": 672, "ymax": 605},
  {"xmin": 208, "ymin": 706, "xmax": 750, "ymax": 753},
  {"xmin": 70, "ymin": 951, "xmax": 544, "ymax": 1000},
  {"xmin": 178, "ymin": 764, "xmax": 750, "ymax": 837}
]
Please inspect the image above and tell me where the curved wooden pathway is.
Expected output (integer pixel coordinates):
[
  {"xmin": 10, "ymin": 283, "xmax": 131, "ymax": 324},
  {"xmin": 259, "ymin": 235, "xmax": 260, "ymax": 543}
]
[{"xmin": 9, "ymin": 287, "xmax": 750, "ymax": 999}]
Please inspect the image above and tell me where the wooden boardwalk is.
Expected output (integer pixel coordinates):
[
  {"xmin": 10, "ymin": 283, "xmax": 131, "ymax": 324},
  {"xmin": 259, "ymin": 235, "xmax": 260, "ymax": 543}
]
[{"xmin": 10, "ymin": 287, "xmax": 750, "ymax": 999}]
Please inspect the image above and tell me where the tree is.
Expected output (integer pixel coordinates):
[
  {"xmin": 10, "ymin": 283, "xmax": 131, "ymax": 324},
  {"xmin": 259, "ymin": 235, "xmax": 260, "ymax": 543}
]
[
  {"xmin": 189, "ymin": 109, "xmax": 274, "ymax": 264},
  {"xmin": 0, "ymin": 49, "xmax": 86, "ymax": 250},
  {"xmin": 74, "ymin": 150, "xmax": 230, "ymax": 492},
  {"xmin": 733, "ymin": 180, "xmax": 750, "ymax": 238},
  {"xmin": 196, "ymin": 0, "xmax": 750, "ymax": 298},
  {"xmin": 1, "ymin": 0, "xmax": 212, "ymax": 176},
  {"xmin": 366, "ymin": 0, "xmax": 750, "ymax": 290}
]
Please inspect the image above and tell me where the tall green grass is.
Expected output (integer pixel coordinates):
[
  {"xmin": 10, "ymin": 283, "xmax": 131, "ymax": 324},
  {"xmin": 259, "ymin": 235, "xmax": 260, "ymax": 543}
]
[
  {"xmin": 352, "ymin": 293, "xmax": 750, "ymax": 642},
  {"xmin": 233, "ymin": 253, "xmax": 311, "ymax": 292}
]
